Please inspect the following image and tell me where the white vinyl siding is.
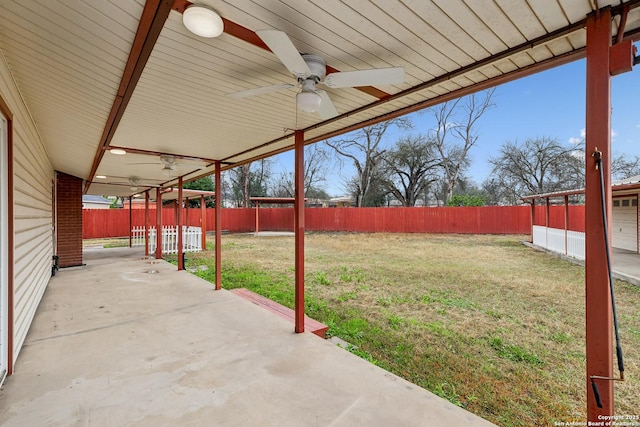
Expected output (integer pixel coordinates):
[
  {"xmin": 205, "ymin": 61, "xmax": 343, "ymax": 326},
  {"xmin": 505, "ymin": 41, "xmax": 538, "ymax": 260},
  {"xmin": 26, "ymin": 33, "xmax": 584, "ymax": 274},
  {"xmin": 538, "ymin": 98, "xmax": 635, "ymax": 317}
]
[
  {"xmin": 0, "ymin": 51, "xmax": 53, "ymax": 365},
  {"xmin": 612, "ymin": 197, "xmax": 638, "ymax": 253}
]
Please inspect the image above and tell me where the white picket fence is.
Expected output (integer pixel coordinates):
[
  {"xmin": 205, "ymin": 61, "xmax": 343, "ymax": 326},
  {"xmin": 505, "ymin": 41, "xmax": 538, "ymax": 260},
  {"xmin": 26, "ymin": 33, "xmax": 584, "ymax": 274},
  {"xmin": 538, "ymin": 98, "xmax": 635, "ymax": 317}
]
[
  {"xmin": 131, "ymin": 226, "xmax": 202, "ymax": 254},
  {"xmin": 532, "ymin": 225, "xmax": 585, "ymax": 260}
]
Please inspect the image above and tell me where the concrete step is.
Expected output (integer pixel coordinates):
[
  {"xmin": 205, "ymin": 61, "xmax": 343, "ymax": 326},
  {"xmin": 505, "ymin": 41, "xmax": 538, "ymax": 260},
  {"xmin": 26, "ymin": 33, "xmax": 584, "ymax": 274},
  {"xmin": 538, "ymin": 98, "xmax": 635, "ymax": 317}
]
[{"xmin": 230, "ymin": 288, "xmax": 328, "ymax": 338}]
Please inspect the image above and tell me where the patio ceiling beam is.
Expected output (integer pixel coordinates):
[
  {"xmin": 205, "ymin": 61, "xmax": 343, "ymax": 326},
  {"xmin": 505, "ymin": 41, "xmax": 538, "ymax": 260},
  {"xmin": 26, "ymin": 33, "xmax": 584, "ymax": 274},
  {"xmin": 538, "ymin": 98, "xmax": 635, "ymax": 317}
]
[{"xmin": 84, "ymin": 0, "xmax": 174, "ymax": 193}]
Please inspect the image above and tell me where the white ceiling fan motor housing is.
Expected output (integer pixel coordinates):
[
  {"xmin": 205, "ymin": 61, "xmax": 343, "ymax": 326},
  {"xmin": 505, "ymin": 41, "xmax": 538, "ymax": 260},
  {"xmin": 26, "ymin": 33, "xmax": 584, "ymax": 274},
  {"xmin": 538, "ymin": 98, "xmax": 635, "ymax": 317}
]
[{"xmin": 299, "ymin": 54, "xmax": 326, "ymax": 83}]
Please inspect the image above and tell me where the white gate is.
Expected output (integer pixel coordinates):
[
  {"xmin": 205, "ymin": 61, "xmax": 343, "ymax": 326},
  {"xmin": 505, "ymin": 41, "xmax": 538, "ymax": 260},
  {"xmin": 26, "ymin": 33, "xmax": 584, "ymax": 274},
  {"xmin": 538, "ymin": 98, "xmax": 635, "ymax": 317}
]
[{"xmin": 132, "ymin": 226, "xmax": 202, "ymax": 254}]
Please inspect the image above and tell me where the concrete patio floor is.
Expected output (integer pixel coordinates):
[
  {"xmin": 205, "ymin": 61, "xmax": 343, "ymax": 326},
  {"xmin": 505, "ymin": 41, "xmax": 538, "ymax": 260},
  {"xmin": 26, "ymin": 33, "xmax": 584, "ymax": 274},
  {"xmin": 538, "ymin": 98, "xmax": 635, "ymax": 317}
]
[
  {"xmin": 611, "ymin": 248, "xmax": 640, "ymax": 287},
  {"xmin": 0, "ymin": 247, "xmax": 494, "ymax": 426}
]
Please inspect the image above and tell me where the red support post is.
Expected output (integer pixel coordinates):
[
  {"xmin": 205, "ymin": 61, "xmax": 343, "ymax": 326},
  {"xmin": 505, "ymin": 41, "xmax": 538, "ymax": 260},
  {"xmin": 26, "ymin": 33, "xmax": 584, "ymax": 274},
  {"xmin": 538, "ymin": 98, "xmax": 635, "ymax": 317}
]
[
  {"xmin": 155, "ymin": 187, "xmax": 162, "ymax": 259},
  {"xmin": 255, "ymin": 201, "xmax": 259, "ymax": 236},
  {"xmin": 294, "ymin": 130, "xmax": 305, "ymax": 333},
  {"xmin": 185, "ymin": 197, "xmax": 189, "ymax": 228},
  {"xmin": 144, "ymin": 190, "xmax": 149, "ymax": 256},
  {"xmin": 545, "ymin": 198, "xmax": 550, "ymax": 228},
  {"xmin": 564, "ymin": 195, "xmax": 569, "ymax": 255},
  {"xmin": 530, "ymin": 200, "xmax": 535, "ymax": 243},
  {"xmin": 128, "ymin": 196, "xmax": 133, "ymax": 248},
  {"xmin": 200, "ymin": 195, "xmax": 206, "ymax": 251},
  {"xmin": 214, "ymin": 161, "xmax": 222, "ymax": 290},
  {"xmin": 177, "ymin": 177, "xmax": 184, "ymax": 271},
  {"xmin": 585, "ymin": 7, "xmax": 614, "ymax": 420}
]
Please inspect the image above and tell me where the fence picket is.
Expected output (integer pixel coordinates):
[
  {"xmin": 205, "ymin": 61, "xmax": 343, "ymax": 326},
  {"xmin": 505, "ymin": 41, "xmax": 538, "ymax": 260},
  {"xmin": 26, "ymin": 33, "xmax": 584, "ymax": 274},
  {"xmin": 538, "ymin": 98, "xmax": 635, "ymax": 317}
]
[{"xmin": 131, "ymin": 226, "xmax": 202, "ymax": 254}]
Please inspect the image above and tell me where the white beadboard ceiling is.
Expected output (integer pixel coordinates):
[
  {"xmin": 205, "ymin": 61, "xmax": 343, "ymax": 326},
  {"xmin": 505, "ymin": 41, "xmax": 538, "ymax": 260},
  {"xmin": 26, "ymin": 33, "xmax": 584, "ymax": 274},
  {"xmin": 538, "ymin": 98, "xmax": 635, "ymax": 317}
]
[{"xmin": 0, "ymin": 0, "xmax": 639, "ymax": 197}]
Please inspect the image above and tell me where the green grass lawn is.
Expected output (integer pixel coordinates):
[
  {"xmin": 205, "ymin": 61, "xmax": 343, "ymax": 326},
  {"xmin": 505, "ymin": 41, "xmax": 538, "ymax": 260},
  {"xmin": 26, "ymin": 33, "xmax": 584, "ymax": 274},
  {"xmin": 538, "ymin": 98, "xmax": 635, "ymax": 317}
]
[{"xmin": 167, "ymin": 233, "xmax": 640, "ymax": 427}]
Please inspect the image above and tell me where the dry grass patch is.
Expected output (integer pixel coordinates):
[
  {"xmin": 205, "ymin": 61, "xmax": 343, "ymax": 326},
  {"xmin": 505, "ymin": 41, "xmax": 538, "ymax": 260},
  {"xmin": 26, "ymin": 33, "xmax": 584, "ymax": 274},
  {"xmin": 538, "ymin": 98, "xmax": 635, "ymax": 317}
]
[{"xmin": 186, "ymin": 232, "xmax": 639, "ymax": 426}]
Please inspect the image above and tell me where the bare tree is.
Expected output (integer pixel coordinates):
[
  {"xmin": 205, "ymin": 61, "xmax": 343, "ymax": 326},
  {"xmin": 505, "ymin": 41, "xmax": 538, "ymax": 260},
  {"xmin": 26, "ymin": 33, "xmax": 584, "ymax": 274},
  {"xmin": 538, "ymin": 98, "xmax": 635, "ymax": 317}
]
[
  {"xmin": 488, "ymin": 137, "xmax": 584, "ymax": 204},
  {"xmin": 383, "ymin": 134, "xmax": 440, "ymax": 206},
  {"xmin": 326, "ymin": 118, "xmax": 412, "ymax": 206},
  {"xmin": 271, "ymin": 145, "xmax": 330, "ymax": 198},
  {"xmin": 428, "ymin": 89, "xmax": 495, "ymax": 203},
  {"xmin": 612, "ymin": 153, "xmax": 640, "ymax": 180},
  {"xmin": 227, "ymin": 159, "xmax": 271, "ymax": 207}
]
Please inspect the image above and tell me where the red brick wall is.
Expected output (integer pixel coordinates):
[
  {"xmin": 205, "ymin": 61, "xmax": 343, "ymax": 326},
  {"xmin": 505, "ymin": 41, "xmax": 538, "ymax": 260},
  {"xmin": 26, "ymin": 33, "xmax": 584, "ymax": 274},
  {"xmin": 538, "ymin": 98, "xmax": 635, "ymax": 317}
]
[{"xmin": 56, "ymin": 172, "xmax": 83, "ymax": 267}]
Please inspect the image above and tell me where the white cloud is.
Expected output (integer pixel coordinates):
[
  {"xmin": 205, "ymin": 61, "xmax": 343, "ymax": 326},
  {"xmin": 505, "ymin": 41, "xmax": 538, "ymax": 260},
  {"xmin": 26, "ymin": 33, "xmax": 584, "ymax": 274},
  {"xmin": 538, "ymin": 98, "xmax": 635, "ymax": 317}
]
[
  {"xmin": 570, "ymin": 150, "xmax": 585, "ymax": 160},
  {"xmin": 569, "ymin": 128, "xmax": 617, "ymax": 144},
  {"xmin": 569, "ymin": 128, "xmax": 586, "ymax": 145}
]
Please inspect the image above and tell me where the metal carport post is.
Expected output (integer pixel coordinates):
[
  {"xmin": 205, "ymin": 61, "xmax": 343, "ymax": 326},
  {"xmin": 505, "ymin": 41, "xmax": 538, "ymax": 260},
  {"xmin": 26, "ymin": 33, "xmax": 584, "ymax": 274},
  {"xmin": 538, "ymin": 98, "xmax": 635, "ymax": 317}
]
[
  {"xmin": 177, "ymin": 177, "xmax": 183, "ymax": 271},
  {"xmin": 214, "ymin": 161, "xmax": 221, "ymax": 290},
  {"xmin": 155, "ymin": 187, "xmax": 162, "ymax": 260},
  {"xmin": 585, "ymin": 7, "xmax": 614, "ymax": 420},
  {"xmin": 294, "ymin": 130, "xmax": 305, "ymax": 333},
  {"xmin": 144, "ymin": 190, "xmax": 149, "ymax": 256}
]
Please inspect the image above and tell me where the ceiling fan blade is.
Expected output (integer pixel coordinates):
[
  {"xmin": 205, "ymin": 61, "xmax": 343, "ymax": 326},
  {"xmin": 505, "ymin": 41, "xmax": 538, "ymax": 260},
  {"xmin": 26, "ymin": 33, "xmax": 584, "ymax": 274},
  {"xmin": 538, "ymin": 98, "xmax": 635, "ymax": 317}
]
[
  {"xmin": 323, "ymin": 67, "xmax": 405, "ymax": 88},
  {"xmin": 316, "ymin": 90, "xmax": 338, "ymax": 119},
  {"xmin": 227, "ymin": 83, "xmax": 295, "ymax": 99},
  {"xmin": 256, "ymin": 30, "xmax": 311, "ymax": 78}
]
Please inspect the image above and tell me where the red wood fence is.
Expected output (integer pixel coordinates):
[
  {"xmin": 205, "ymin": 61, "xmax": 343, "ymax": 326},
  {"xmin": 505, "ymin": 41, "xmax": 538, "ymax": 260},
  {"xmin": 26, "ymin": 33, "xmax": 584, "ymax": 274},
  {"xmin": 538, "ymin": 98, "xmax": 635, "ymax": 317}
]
[
  {"xmin": 531, "ymin": 205, "xmax": 585, "ymax": 232},
  {"xmin": 82, "ymin": 205, "xmax": 586, "ymax": 239}
]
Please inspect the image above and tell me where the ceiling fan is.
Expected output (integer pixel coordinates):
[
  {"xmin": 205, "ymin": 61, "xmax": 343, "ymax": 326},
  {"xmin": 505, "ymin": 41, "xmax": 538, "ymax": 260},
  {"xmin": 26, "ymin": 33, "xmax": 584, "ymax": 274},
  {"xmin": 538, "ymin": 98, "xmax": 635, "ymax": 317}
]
[
  {"xmin": 227, "ymin": 30, "xmax": 405, "ymax": 119},
  {"xmin": 99, "ymin": 176, "xmax": 164, "ymax": 191},
  {"xmin": 126, "ymin": 155, "xmax": 205, "ymax": 178}
]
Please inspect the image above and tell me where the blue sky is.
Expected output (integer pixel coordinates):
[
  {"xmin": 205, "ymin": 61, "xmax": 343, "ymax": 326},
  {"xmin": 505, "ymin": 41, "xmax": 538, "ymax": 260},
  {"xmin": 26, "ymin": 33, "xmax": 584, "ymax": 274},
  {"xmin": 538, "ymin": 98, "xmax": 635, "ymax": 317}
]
[{"xmin": 270, "ymin": 57, "xmax": 640, "ymax": 197}]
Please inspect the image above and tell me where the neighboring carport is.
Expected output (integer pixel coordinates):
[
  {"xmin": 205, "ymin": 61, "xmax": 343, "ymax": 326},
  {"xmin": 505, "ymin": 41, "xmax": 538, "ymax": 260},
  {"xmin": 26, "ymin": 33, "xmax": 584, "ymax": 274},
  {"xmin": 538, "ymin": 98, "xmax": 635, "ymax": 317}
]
[
  {"xmin": 1, "ymin": 0, "xmax": 640, "ymax": 421},
  {"xmin": 524, "ymin": 174, "xmax": 640, "ymax": 255}
]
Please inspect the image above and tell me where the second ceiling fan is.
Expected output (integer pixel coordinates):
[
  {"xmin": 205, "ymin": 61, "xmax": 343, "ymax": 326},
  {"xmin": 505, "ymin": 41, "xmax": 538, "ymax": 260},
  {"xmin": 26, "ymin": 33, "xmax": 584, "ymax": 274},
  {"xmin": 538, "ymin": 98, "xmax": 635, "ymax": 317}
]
[{"xmin": 228, "ymin": 30, "xmax": 405, "ymax": 119}]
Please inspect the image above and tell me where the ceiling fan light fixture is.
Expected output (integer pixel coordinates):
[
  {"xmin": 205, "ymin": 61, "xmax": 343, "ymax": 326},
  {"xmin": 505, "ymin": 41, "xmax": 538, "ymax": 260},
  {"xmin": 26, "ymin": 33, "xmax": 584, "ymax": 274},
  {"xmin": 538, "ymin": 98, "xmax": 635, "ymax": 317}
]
[
  {"xmin": 109, "ymin": 148, "xmax": 126, "ymax": 155},
  {"xmin": 183, "ymin": 4, "xmax": 224, "ymax": 38},
  {"xmin": 129, "ymin": 177, "xmax": 139, "ymax": 192},
  {"xmin": 296, "ymin": 90, "xmax": 321, "ymax": 113},
  {"xmin": 162, "ymin": 164, "xmax": 174, "ymax": 176}
]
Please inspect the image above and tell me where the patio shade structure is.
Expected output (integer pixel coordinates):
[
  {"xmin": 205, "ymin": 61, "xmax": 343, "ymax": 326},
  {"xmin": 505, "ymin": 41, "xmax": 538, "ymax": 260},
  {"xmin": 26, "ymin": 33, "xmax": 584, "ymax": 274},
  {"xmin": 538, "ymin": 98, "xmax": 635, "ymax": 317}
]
[{"xmin": 1, "ymin": 0, "xmax": 640, "ymax": 421}]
